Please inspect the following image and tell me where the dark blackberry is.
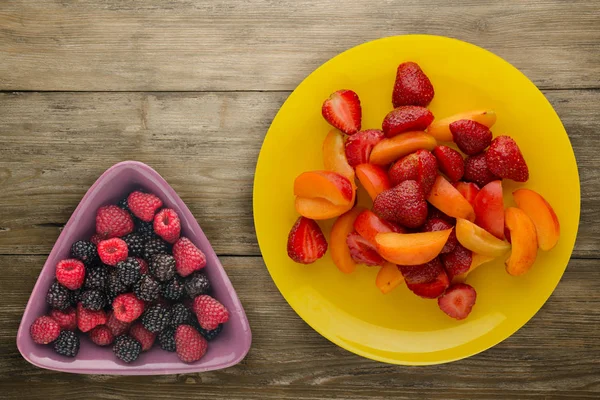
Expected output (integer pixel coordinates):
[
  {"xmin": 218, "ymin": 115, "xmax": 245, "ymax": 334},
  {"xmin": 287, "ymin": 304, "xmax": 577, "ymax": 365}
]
[
  {"xmin": 113, "ymin": 335, "xmax": 142, "ymax": 363},
  {"xmin": 149, "ymin": 254, "xmax": 176, "ymax": 282},
  {"xmin": 53, "ymin": 330, "xmax": 80, "ymax": 357},
  {"xmin": 143, "ymin": 237, "xmax": 169, "ymax": 260},
  {"xmin": 135, "ymin": 218, "xmax": 156, "ymax": 239},
  {"xmin": 170, "ymin": 303, "xmax": 192, "ymax": 327},
  {"xmin": 106, "ymin": 269, "xmax": 128, "ymax": 303},
  {"xmin": 70, "ymin": 240, "xmax": 99, "ymax": 266},
  {"xmin": 117, "ymin": 197, "xmax": 130, "ymax": 213},
  {"xmin": 158, "ymin": 327, "xmax": 176, "ymax": 352},
  {"xmin": 133, "ymin": 275, "xmax": 161, "ymax": 302},
  {"xmin": 84, "ymin": 265, "xmax": 108, "ymax": 290},
  {"xmin": 46, "ymin": 281, "xmax": 71, "ymax": 310},
  {"xmin": 141, "ymin": 304, "xmax": 172, "ymax": 333},
  {"xmin": 70, "ymin": 288, "xmax": 83, "ymax": 306},
  {"xmin": 81, "ymin": 289, "xmax": 107, "ymax": 311},
  {"xmin": 116, "ymin": 257, "xmax": 142, "ymax": 286},
  {"xmin": 162, "ymin": 276, "xmax": 185, "ymax": 301},
  {"xmin": 197, "ymin": 324, "xmax": 223, "ymax": 341},
  {"xmin": 184, "ymin": 272, "xmax": 211, "ymax": 298},
  {"xmin": 122, "ymin": 233, "xmax": 144, "ymax": 257}
]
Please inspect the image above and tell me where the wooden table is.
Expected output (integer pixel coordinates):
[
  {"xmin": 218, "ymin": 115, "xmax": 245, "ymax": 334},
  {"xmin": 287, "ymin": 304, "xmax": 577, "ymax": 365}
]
[{"xmin": 1, "ymin": 1, "xmax": 599, "ymax": 399}]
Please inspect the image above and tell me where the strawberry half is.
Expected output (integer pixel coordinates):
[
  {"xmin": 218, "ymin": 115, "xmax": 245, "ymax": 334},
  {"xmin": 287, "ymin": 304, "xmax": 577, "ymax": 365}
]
[
  {"xmin": 322, "ymin": 90, "xmax": 362, "ymax": 135},
  {"xmin": 438, "ymin": 283, "xmax": 477, "ymax": 320},
  {"xmin": 287, "ymin": 217, "xmax": 328, "ymax": 264},
  {"xmin": 392, "ymin": 62, "xmax": 435, "ymax": 107},
  {"xmin": 382, "ymin": 106, "xmax": 434, "ymax": 138},
  {"xmin": 345, "ymin": 129, "xmax": 385, "ymax": 167},
  {"xmin": 486, "ymin": 136, "xmax": 529, "ymax": 182},
  {"xmin": 346, "ymin": 231, "xmax": 385, "ymax": 266}
]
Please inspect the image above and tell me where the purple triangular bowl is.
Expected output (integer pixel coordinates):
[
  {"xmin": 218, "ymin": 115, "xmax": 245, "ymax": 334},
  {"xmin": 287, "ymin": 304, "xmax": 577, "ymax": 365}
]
[{"xmin": 16, "ymin": 161, "xmax": 251, "ymax": 375}]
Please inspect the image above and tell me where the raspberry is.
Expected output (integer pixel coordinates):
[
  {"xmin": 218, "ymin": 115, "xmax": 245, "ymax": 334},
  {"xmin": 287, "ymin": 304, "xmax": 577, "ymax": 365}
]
[
  {"xmin": 46, "ymin": 281, "xmax": 72, "ymax": 310},
  {"xmin": 170, "ymin": 303, "xmax": 192, "ymax": 327},
  {"xmin": 106, "ymin": 310, "xmax": 130, "ymax": 336},
  {"xmin": 158, "ymin": 327, "xmax": 177, "ymax": 352},
  {"xmin": 96, "ymin": 205, "xmax": 134, "ymax": 238},
  {"xmin": 127, "ymin": 191, "xmax": 163, "ymax": 222},
  {"xmin": 97, "ymin": 238, "xmax": 128, "ymax": 266},
  {"xmin": 162, "ymin": 276, "xmax": 185, "ymax": 301},
  {"xmin": 135, "ymin": 218, "xmax": 156, "ymax": 239},
  {"xmin": 196, "ymin": 323, "xmax": 223, "ymax": 341},
  {"xmin": 116, "ymin": 258, "xmax": 142, "ymax": 286},
  {"xmin": 30, "ymin": 316, "xmax": 61, "ymax": 344},
  {"xmin": 53, "ymin": 331, "xmax": 79, "ymax": 357},
  {"xmin": 141, "ymin": 304, "xmax": 172, "ymax": 333},
  {"xmin": 172, "ymin": 237, "xmax": 206, "ymax": 277},
  {"xmin": 175, "ymin": 324, "xmax": 208, "ymax": 363},
  {"xmin": 133, "ymin": 274, "xmax": 161, "ymax": 302},
  {"xmin": 106, "ymin": 268, "xmax": 128, "ymax": 302},
  {"xmin": 50, "ymin": 307, "xmax": 77, "ymax": 331},
  {"xmin": 84, "ymin": 264, "xmax": 108, "ymax": 290},
  {"xmin": 81, "ymin": 289, "xmax": 107, "ymax": 311},
  {"xmin": 90, "ymin": 233, "xmax": 104, "ymax": 245},
  {"xmin": 184, "ymin": 272, "xmax": 211, "ymax": 298},
  {"xmin": 113, "ymin": 335, "xmax": 142, "ymax": 363},
  {"xmin": 89, "ymin": 325, "xmax": 115, "ymax": 346},
  {"xmin": 112, "ymin": 293, "xmax": 145, "ymax": 323},
  {"xmin": 143, "ymin": 237, "xmax": 170, "ymax": 260},
  {"xmin": 149, "ymin": 254, "xmax": 176, "ymax": 282},
  {"xmin": 122, "ymin": 233, "xmax": 145, "ymax": 258},
  {"xmin": 70, "ymin": 240, "xmax": 99, "ymax": 266},
  {"xmin": 55, "ymin": 259, "xmax": 85, "ymax": 290},
  {"xmin": 129, "ymin": 322, "xmax": 156, "ymax": 351},
  {"xmin": 153, "ymin": 208, "xmax": 181, "ymax": 244},
  {"xmin": 135, "ymin": 257, "xmax": 149, "ymax": 274},
  {"xmin": 76, "ymin": 302, "xmax": 107, "ymax": 332},
  {"xmin": 192, "ymin": 295, "xmax": 229, "ymax": 330}
]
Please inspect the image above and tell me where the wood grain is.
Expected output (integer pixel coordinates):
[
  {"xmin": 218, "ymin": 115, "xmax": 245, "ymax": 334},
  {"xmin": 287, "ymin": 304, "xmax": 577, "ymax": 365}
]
[
  {"xmin": 0, "ymin": 0, "xmax": 599, "ymax": 91},
  {"xmin": 1, "ymin": 255, "xmax": 598, "ymax": 399}
]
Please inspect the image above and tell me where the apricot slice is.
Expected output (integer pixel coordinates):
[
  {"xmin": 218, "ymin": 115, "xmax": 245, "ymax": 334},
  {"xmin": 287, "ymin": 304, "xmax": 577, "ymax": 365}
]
[
  {"xmin": 474, "ymin": 180, "xmax": 505, "ymax": 239},
  {"xmin": 455, "ymin": 218, "xmax": 511, "ymax": 258},
  {"xmin": 427, "ymin": 110, "xmax": 497, "ymax": 142},
  {"xmin": 504, "ymin": 207, "xmax": 538, "ymax": 276},
  {"xmin": 375, "ymin": 230, "xmax": 452, "ymax": 265},
  {"xmin": 369, "ymin": 131, "xmax": 437, "ymax": 165},
  {"xmin": 294, "ymin": 170, "xmax": 353, "ymax": 206},
  {"xmin": 452, "ymin": 253, "xmax": 495, "ymax": 283},
  {"xmin": 355, "ymin": 163, "xmax": 391, "ymax": 200},
  {"xmin": 376, "ymin": 262, "xmax": 404, "ymax": 294},
  {"xmin": 330, "ymin": 207, "xmax": 364, "ymax": 274},
  {"xmin": 323, "ymin": 129, "xmax": 355, "ymax": 181},
  {"xmin": 427, "ymin": 175, "xmax": 476, "ymax": 221},
  {"xmin": 354, "ymin": 209, "xmax": 405, "ymax": 245},
  {"xmin": 295, "ymin": 196, "xmax": 354, "ymax": 220},
  {"xmin": 513, "ymin": 189, "xmax": 560, "ymax": 251}
]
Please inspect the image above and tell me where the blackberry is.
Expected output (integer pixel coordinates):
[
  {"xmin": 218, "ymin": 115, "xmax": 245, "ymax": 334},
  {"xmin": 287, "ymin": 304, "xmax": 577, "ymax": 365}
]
[
  {"xmin": 162, "ymin": 276, "xmax": 185, "ymax": 301},
  {"xmin": 84, "ymin": 265, "xmax": 108, "ymax": 290},
  {"xmin": 158, "ymin": 327, "xmax": 176, "ymax": 352},
  {"xmin": 122, "ymin": 233, "xmax": 144, "ymax": 257},
  {"xmin": 197, "ymin": 323, "xmax": 223, "ymax": 341},
  {"xmin": 70, "ymin": 240, "xmax": 99, "ymax": 266},
  {"xmin": 53, "ymin": 330, "xmax": 80, "ymax": 357},
  {"xmin": 141, "ymin": 304, "xmax": 172, "ymax": 333},
  {"xmin": 170, "ymin": 303, "xmax": 192, "ymax": 327},
  {"xmin": 149, "ymin": 254, "xmax": 176, "ymax": 282},
  {"xmin": 117, "ymin": 197, "xmax": 130, "ymax": 213},
  {"xmin": 46, "ymin": 281, "xmax": 71, "ymax": 310},
  {"xmin": 106, "ymin": 269, "xmax": 128, "ymax": 302},
  {"xmin": 113, "ymin": 335, "xmax": 142, "ymax": 363},
  {"xmin": 81, "ymin": 289, "xmax": 107, "ymax": 311},
  {"xmin": 133, "ymin": 275, "xmax": 161, "ymax": 302},
  {"xmin": 135, "ymin": 218, "xmax": 156, "ymax": 239},
  {"xmin": 143, "ymin": 237, "xmax": 169, "ymax": 260},
  {"xmin": 184, "ymin": 272, "xmax": 211, "ymax": 298},
  {"xmin": 116, "ymin": 258, "xmax": 142, "ymax": 286}
]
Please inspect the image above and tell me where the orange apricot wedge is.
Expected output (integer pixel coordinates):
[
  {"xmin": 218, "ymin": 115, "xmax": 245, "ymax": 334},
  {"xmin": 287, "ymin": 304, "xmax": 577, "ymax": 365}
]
[
  {"xmin": 513, "ymin": 189, "xmax": 560, "ymax": 251},
  {"xmin": 427, "ymin": 110, "xmax": 497, "ymax": 142},
  {"xmin": 369, "ymin": 131, "xmax": 437, "ymax": 165},
  {"xmin": 455, "ymin": 218, "xmax": 511, "ymax": 258},
  {"xmin": 295, "ymin": 195, "xmax": 354, "ymax": 220},
  {"xmin": 375, "ymin": 262, "xmax": 404, "ymax": 294},
  {"xmin": 330, "ymin": 207, "xmax": 364, "ymax": 274},
  {"xmin": 355, "ymin": 163, "xmax": 391, "ymax": 200},
  {"xmin": 294, "ymin": 170, "xmax": 353, "ymax": 206},
  {"xmin": 375, "ymin": 230, "xmax": 452, "ymax": 265},
  {"xmin": 323, "ymin": 129, "xmax": 355, "ymax": 181},
  {"xmin": 504, "ymin": 207, "xmax": 538, "ymax": 276},
  {"xmin": 427, "ymin": 175, "xmax": 476, "ymax": 221}
]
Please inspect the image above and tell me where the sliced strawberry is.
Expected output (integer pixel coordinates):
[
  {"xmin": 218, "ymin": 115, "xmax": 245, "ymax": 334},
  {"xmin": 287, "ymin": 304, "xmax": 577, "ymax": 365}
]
[
  {"xmin": 388, "ymin": 149, "xmax": 438, "ymax": 195},
  {"xmin": 382, "ymin": 106, "xmax": 434, "ymax": 138},
  {"xmin": 354, "ymin": 209, "xmax": 406, "ymax": 245},
  {"xmin": 440, "ymin": 244, "xmax": 472, "ymax": 280},
  {"xmin": 438, "ymin": 283, "xmax": 477, "ymax": 320},
  {"xmin": 322, "ymin": 90, "xmax": 362, "ymax": 135},
  {"xmin": 454, "ymin": 181, "xmax": 480, "ymax": 207},
  {"xmin": 474, "ymin": 180, "xmax": 505, "ymax": 239},
  {"xmin": 486, "ymin": 136, "xmax": 529, "ymax": 182},
  {"xmin": 422, "ymin": 218, "xmax": 457, "ymax": 254},
  {"xmin": 449, "ymin": 120, "xmax": 492, "ymax": 156},
  {"xmin": 403, "ymin": 259, "xmax": 450, "ymax": 299},
  {"xmin": 392, "ymin": 62, "xmax": 435, "ymax": 107},
  {"xmin": 433, "ymin": 145, "xmax": 464, "ymax": 182},
  {"xmin": 345, "ymin": 129, "xmax": 385, "ymax": 167},
  {"xmin": 287, "ymin": 217, "xmax": 328, "ymax": 264},
  {"xmin": 346, "ymin": 231, "xmax": 385, "ymax": 266}
]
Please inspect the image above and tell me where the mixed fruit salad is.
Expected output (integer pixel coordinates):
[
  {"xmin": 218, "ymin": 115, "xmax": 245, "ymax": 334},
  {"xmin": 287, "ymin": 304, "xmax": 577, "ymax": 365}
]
[
  {"xmin": 29, "ymin": 191, "xmax": 229, "ymax": 363},
  {"xmin": 287, "ymin": 61, "xmax": 561, "ymax": 320}
]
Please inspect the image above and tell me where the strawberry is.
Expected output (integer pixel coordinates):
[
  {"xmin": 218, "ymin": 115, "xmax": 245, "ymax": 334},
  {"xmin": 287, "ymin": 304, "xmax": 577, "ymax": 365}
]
[
  {"xmin": 322, "ymin": 90, "xmax": 362, "ymax": 135},
  {"xmin": 76, "ymin": 302, "xmax": 107, "ymax": 332},
  {"xmin": 438, "ymin": 283, "xmax": 477, "ymax": 320},
  {"xmin": 463, "ymin": 153, "xmax": 498, "ymax": 187},
  {"xmin": 175, "ymin": 324, "xmax": 208, "ymax": 363},
  {"xmin": 153, "ymin": 208, "xmax": 181, "ymax": 244},
  {"xmin": 173, "ymin": 237, "xmax": 207, "ymax": 277},
  {"xmin": 50, "ymin": 307, "xmax": 77, "ymax": 331},
  {"xmin": 441, "ymin": 244, "xmax": 472, "ymax": 280},
  {"xmin": 449, "ymin": 120, "xmax": 492, "ymax": 156},
  {"xmin": 433, "ymin": 145, "xmax": 464, "ymax": 182},
  {"xmin": 192, "ymin": 295, "xmax": 230, "ymax": 331},
  {"xmin": 392, "ymin": 62, "xmax": 435, "ymax": 107},
  {"xmin": 346, "ymin": 231, "xmax": 385, "ymax": 266},
  {"xmin": 422, "ymin": 218, "xmax": 457, "ymax": 254},
  {"xmin": 486, "ymin": 136, "xmax": 529, "ymax": 182},
  {"xmin": 428, "ymin": 204, "xmax": 455, "ymax": 224},
  {"xmin": 55, "ymin": 259, "xmax": 85, "ymax": 290},
  {"xmin": 344, "ymin": 129, "xmax": 385, "ymax": 167},
  {"xmin": 388, "ymin": 150, "xmax": 437, "ymax": 195},
  {"xmin": 287, "ymin": 217, "xmax": 328, "ymax": 264},
  {"xmin": 373, "ymin": 180, "xmax": 428, "ymax": 228},
  {"xmin": 30, "ymin": 316, "xmax": 61, "ymax": 344},
  {"xmin": 382, "ymin": 106, "xmax": 434, "ymax": 138},
  {"xmin": 89, "ymin": 325, "xmax": 115, "ymax": 346},
  {"xmin": 401, "ymin": 258, "xmax": 449, "ymax": 299},
  {"xmin": 453, "ymin": 181, "xmax": 480, "ymax": 206},
  {"xmin": 399, "ymin": 258, "xmax": 444, "ymax": 284},
  {"xmin": 127, "ymin": 191, "xmax": 163, "ymax": 222},
  {"xmin": 96, "ymin": 205, "xmax": 134, "ymax": 238}
]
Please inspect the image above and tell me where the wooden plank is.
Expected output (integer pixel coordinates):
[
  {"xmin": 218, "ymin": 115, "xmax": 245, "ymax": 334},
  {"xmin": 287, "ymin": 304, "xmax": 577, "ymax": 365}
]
[
  {"xmin": 0, "ymin": 90, "xmax": 597, "ymax": 257},
  {"xmin": 0, "ymin": 255, "xmax": 598, "ymax": 399},
  {"xmin": 0, "ymin": 0, "xmax": 598, "ymax": 91}
]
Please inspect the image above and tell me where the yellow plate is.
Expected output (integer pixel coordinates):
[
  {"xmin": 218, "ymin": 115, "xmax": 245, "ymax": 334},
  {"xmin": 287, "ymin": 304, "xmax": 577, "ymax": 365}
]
[{"xmin": 253, "ymin": 35, "xmax": 580, "ymax": 365}]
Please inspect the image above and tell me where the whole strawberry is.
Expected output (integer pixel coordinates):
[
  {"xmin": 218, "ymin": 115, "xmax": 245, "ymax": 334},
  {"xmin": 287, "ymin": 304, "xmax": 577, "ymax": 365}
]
[
  {"xmin": 441, "ymin": 244, "xmax": 472, "ymax": 280},
  {"xmin": 373, "ymin": 180, "xmax": 428, "ymax": 228},
  {"xmin": 30, "ymin": 316, "xmax": 61, "ymax": 344},
  {"xmin": 55, "ymin": 259, "xmax": 86, "ymax": 290},
  {"xmin": 112, "ymin": 293, "xmax": 145, "ymax": 323},
  {"xmin": 175, "ymin": 324, "xmax": 208, "ymax": 363},
  {"xmin": 96, "ymin": 205, "xmax": 134, "ymax": 238},
  {"xmin": 486, "ymin": 135, "xmax": 529, "ymax": 182},
  {"xmin": 89, "ymin": 325, "xmax": 115, "ymax": 346},
  {"xmin": 433, "ymin": 145, "xmax": 464, "ymax": 182},
  {"xmin": 154, "ymin": 208, "xmax": 181, "ymax": 244},
  {"xmin": 463, "ymin": 153, "xmax": 498, "ymax": 187},
  {"xmin": 192, "ymin": 295, "xmax": 230, "ymax": 331},
  {"xmin": 322, "ymin": 90, "xmax": 362, "ymax": 135},
  {"xmin": 449, "ymin": 119, "xmax": 492, "ymax": 155},
  {"xmin": 76, "ymin": 302, "xmax": 107, "ymax": 332},
  {"xmin": 97, "ymin": 238, "xmax": 129, "ymax": 266},
  {"xmin": 173, "ymin": 237, "xmax": 207, "ymax": 277},
  {"xmin": 382, "ymin": 106, "xmax": 434, "ymax": 138},
  {"xmin": 392, "ymin": 62, "xmax": 435, "ymax": 107},
  {"xmin": 388, "ymin": 149, "xmax": 438, "ymax": 195},
  {"xmin": 422, "ymin": 218, "xmax": 457, "ymax": 254},
  {"xmin": 127, "ymin": 191, "xmax": 163, "ymax": 222},
  {"xmin": 50, "ymin": 307, "xmax": 77, "ymax": 331}
]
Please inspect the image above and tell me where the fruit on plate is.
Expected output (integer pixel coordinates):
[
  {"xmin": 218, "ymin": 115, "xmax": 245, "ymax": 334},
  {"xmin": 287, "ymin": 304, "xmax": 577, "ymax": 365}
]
[
  {"xmin": 486, "ymin": 135, "xmax": 529, "ymax": 182},
  {"xmin": 504, "ymin": 207, "xmax": 538, "ymax": 276},
  {"xmin": 294, "ymin": 170, "xmax": 354, "ymax": 206},
  {"xmin": 427, "ymin": 175, "xmax": 476, "ymax": 221},
  {"xmin": 455, "ymin": 218, "xmax": 511, "ymax": 257},
  {"xmin": 433, "ymin": 145, "xmax": 464, "ymax": 182},
  {"xmin": 375, "ymin": 230, "xmax": 452, "ymax": 265},
  {"xmin": 400, "ymin": 258, "xmax": 450, "ymax": 299},
  {"xmin": 463, "ymin": 153, "xmax": 498, "ymax": 188},
  {"xmin": 440, "ymin": 243, "xmax": 472, "ymax": 280},
  {"xmin": 452, "ymin": 253, "xmax": 495, "ymax": 283},
  {"xmin": 323, "ymin": 129, "xmax": 355, "ymax": 180},
  {"xmin": 294, "ymin": 196, "xmax": 354, "ymax": 220},
  {"xmin": 330, "ymin": 208, "xmax": 364, "ymax": 273},
  {"xmin": 392, "ymin": 62, "xmax": 435, "ymax": 107},
  {"xmin": 427, "ymin": 109, "xmax": 496, "ymax": 142},
  {"xmin": 453, "ymin": 182, "xmax": 480, "ymax": 206},
  {"xmin": 355, "ymin": 163, "xmax": 391, "ymax": 201},
  {"xmin": 354, "ymin": 209, "xmax": 406, "ymax": 245},
  {"xmin": 473, "ymin": 180, "xmax": 505, "ymax": 240},
  {"xmin": 346, "ymin": 231, "xmax": 386, "ymax": 266},
  {"xmin": 422, "ymin": 217, "xmax": 457, "ymax": 254},
  {"xmin": 375, "ymin": 262, "xmax": 405, "ymax": 294},
  {"xmin": 322, "ymin": 89, "xmax": 362, "ymax": 135},
  {"xmin": 513, "ymin": 189, "xmax": 560, "ymax": 251},
  {"xmin": 373, "ymin": 180, "xmax": 428, "ymax": 228},
  {"xmin": 287, "ymin": 216, "xmax": 328, "ymax": 264},
  {"xmin": 345, "ymin": 129, "xmax": 385, "ymax": 167},
  {"xmin": 449, "ymin": 119, "xmax": 492, "ymax": 156},
  {"xmin": 438, "ymin": 283, "xmax": 477, "ymax": 320},
  {"xmin": 382, "ymin": 106, "xmax": 434, "ymax": 138},
  {"xmin": 388, "ymin": 149, "xmax": 438, "ymax": 195},
  {"xmin": 369, "ymin": 131, "xmax": 437, "ymax": 165}
]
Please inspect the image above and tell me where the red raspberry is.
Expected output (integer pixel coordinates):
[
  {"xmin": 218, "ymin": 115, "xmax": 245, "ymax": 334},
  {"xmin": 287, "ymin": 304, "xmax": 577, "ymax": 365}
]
[
  {"xmin": 112, "ymin": 293, "xmax": 145, "ymax": 323},
  {"xmin": 129, "ymin": 322, "xmax": 156, "ymax": 351},
  {"xmin": 97, "ymin": 238, "xmax": 128, "ymax": 266},
  {"xmin": 55, "ymin": 259, "xmax": 85, "ymax": 290},
  {"xmin": 175, "ymin": 324, "xmax": 208, "ymax": 363},
  {"xmin": 89, "ymin": 325, "xmax": 114, "ymax": 346},
  {"xmin": 30, "ymin": 316, "xmax": 61, "ymax": 344},
  {"xmin": 127, "ymin": 191, "xmax": 163, "ymax": 222},
  {"xmin": 76, "ymin": 302, "xmax": 107, "ymax": 332},
  {"xmin": 172, "ymin": 237, "xmax": 206, "ymax": 277},
  {"xmin": 90, "ymin": 233, "xmax": 104, "ymax": 245},
  {"xmin": 106, "ymin": 310, "xmax": 130, "ymax": 336},
  {"xmin": 192, "ymin": 295, "xmax": 229, "ymax": 330},
  {"xmin": 135, "ymin": 257, "xmax": 149, "ymax": 274},
  {"xmin": 153, "ymin": 208, "xmax": 181, "ymax": 244},
  {"xmin": 50, "ymin": 307, "xmax": 77, "ymax": 331},
  {"xmin": 96, "ymin": 205, "xmax": 134, "ymax": 238}
]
